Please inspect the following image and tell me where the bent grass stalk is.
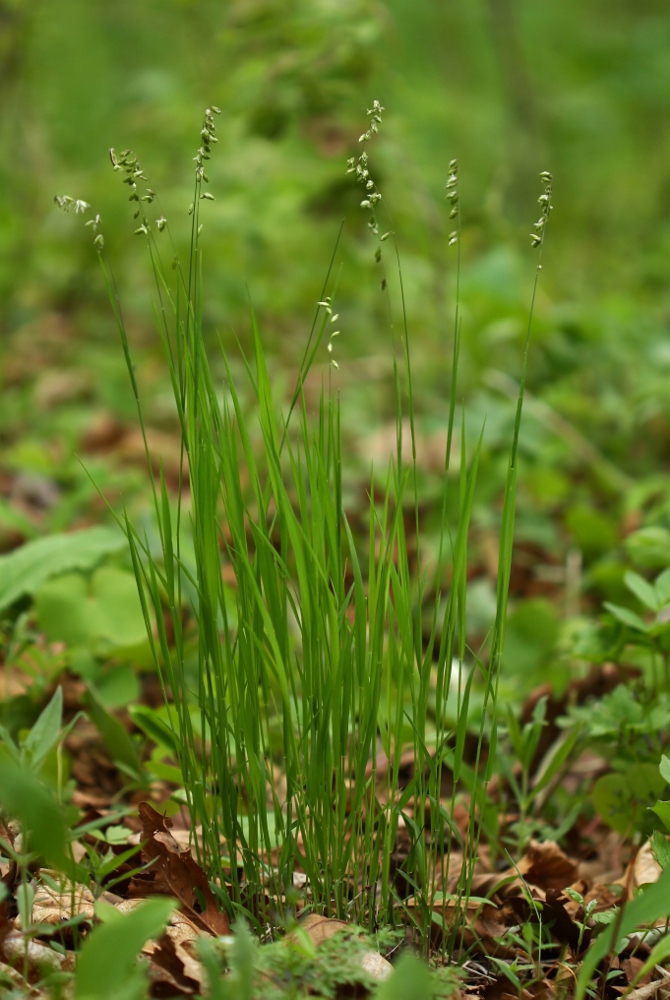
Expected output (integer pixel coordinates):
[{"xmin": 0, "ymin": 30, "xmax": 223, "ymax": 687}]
[{"xmin": 57, "ymin": 106, "xmax": 552, "ymax": 953}]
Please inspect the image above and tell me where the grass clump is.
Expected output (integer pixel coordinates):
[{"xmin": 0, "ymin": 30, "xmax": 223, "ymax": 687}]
[
  {"xmin": 53, "ymin": 101, "xmax": 552, "ymax": 956},
  {"xmin": 14, "ymin": 95, "xmax": 670, "ymax": 1000}
]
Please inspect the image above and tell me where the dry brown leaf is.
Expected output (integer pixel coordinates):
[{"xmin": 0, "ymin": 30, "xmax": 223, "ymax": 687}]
[
  {"xmin": 148, "ymin": 931, "xmax": 202, "ymax": 995},
  {"xmin": 620, "ymin": 956, "xmax": 651, "ymax": 987},
  {"xmin": 0, "ymin": 959, "xmax": 30, "ymax": 992},
  {"xmin": 452, "ymin": 871, "xmax": 506, "ymax": 900},
  {"xmin": 554, "ymin": 962, "xmax": 577, "ymax": 993},
  {"xmin": 0, "ymin": 821, "xmax": 17, "ymax": 885},
  {"xmin": 361, "ymin": 420, "xmax": 454, "ymax": 475},
  {"xmin": 144, "ymin": 909, "xmax": 206, "ymax": 979},
  {"xmin": 34, "ymin": 370, "xmax": 91, "ymax": 409},
  {"xmin": 622, "ymin": 980, "xmax": 670, "ymax": 1000},
  {"xmin": 118, "ymin": 427, "xmax": 187, "ymax": 482},
  {"xmin": 1, "ymin": 929, "xmax": 76, "ymax": 978},
  {"xmin": 359, "ymin": 950, "xmax": 393, "ymax": 982},
  {"xmin": 523, "ymin": 985, "xmax": 554, "ymax": 1000},
  {"xmin": 470, "ymin": 904, "xmax": 509, "ymax": 945},
  {"xmin": 65, "ymin": 717, "xmax": 124, "ymax": 807},
  {"xmin": 14, "ymin": 871, "xmax": 121, "ymax": 931},
  {"xmin": 633, "ymin": 839, "xmax": 663, "ymax": 889},
  {"xmin": 116, "ymin": 900, "xmax": 209, "ymax": 995},
  {"xmin": 136, "ymin": 802, "xmax": 230, "ymax": 936},
  {"xmin": 296, "ymin": 913, "xmax": 349, "ymax": 945},
  {"xmin": 577, "ymin": 825, "xmax": 628, "ymax": 887},
  {"xmin": 542, "ymin": 888, "xmax": 580, "ymax": 953},
  {"xmin": 503, "ymin": 839, "xmax": 578, "ymax": 895},
  {"xmin": 80, "ymin": 411, "xmax": 126, "ymax": 452}
]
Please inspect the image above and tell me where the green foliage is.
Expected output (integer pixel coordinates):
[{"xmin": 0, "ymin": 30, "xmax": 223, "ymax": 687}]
[
  {"xmin": 0, "ymin": 687, "xmax": 90, "ymax": 882},
  {"xmin": 0, "ymin": 527, "xmax": 125, "ymax": 614},
  {"xmin": 576, "ymin": 865, "xmax": 670, "ymax": 1000},
  {"xmin": 0, "ymin": 685, "xmax": 81, "ymax": 786},
  {"xmin": 11, "ymin": 686, "xmax": 65, "ymax": 774},
  {"xmin": 625, "ymin": 528, "xmax": 670, "ymax": 570},
  {"xmin": 570, "ymin": 553, "xmax": 670, "ymax": 682},
  {"xmin": 375, "ymin": 952, "xmax": 437, "ymax": 1000},
  {"xmin": 219, "ymin": 0, "xmax": 382, "ymax": 138},
  {"xmin": 0, "ymin": 758, "xmax": 70, "ymax": 873},
  {"xmin": 73, "ymin": 897, "xmax": 176, "ymax": 1000},
  {"xmin": 84, "ymin": 688, "xmax": 143, "ymax": 781},
  {"xmin": 35, "ymin": 566, "xmax": 146, "ymax": 651},
  {"xmin": 499, "ymin": 696, "xmax": 579, "ymax": 846},
  {"xmin": 651, "ymin": 827, "xmax": 670, "ymax": 870},
  {"xmin": 592, "ymin": 763, "xmax": 666, "ymax": 837},
  {"xmin": 566, "ymin": 685, "xmax": 670, "ymax": 753},
  {"xmin": 603, "ymin": 567, "xmax": 670, "ymax": 650},
  {"xmin": 558, "ymin": 684, "xmax": 670, "ymax": 836},
  {"xmin": 501, "ymin": 597, "xmax": 561, "ymax": 685},
  {"xmin": 196, "ymin": 924, "xmax": 268, "ymax": 1000},
  {"xmin": 198, "ymin": 921, "xmax": 462, "ymax": 1000},
  {"xmin": 0, "ymin": 533, "xmax": 152, "ymax": 710}
]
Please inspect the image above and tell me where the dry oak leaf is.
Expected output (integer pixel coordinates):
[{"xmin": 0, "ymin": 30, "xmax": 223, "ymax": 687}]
[
  {"xmin": 118, "ymin": 901, "xmax": 207, "ymax": 996},
  {"xmin": 295, "ymin": 913, "xmax": 349, "ymax": 945},
  {"xmin": 0, "ymin": 959, "xmax": 29, "ymax": 993},
  {"xmin": 15, "ymin": 871, "xmax": 121, "ymax": 931},
  {"xmin": 502, "ymin": 839, "xmax": 578, "ymax": 897},
  {"xmin": 137, "ymin": 802, "xmax": 230, "ymax": 936},
  {"xmin": 620, "ymin": 956, "xmax": 653, "ymax": 988},
  {"xmin": 149, "ymin": 930, "xmax": 202, "ymax": 995},
  {"xmin": 621, "ymin": 974, "xmax": 670, "ymax": 1000},
  {"xmin": 1, "ymin": 929, "xmax": 76, "ymax": 978}
]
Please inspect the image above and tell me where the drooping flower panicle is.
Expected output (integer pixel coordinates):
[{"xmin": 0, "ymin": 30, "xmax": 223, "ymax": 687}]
[
  {"xmin": 194, "ymin": 106, "xmax": 221, "ymax": 203},
  {"xmin": 445, "ymin": 158, "xmax": 459, "ymax": 245},
  {"xmin": 530, "ymin": 171, "xmax": 553, "ymax": 248},
  {"xmin": 346, "ymin": 100, "xmax": 385, "ymax": 237}
]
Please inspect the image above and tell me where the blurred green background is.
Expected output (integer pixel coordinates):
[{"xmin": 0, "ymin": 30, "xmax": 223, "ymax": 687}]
[
  {"xmin": 4, "ymin": 0, "xmax": 670, "ymax": 325},
  {"xmin": 3, "ymin": 0, "xmax": 670, "ymax": 665}
]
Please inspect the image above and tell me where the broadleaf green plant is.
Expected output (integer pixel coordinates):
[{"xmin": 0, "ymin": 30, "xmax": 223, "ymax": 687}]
[
  {"xmin": 74, "ymin": 897, "xmax": 176, "ymax": 1000},
  {"xmin": 0, "ymin": 760, "xmax": 72, "ymax": 873},
  {"xmin": 35, "ymin": 566, "xmax": 146, "ymax": 653},
  {"xmin": 0, "ymin": 526, "xmax": 125, "ymax": 614}
]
